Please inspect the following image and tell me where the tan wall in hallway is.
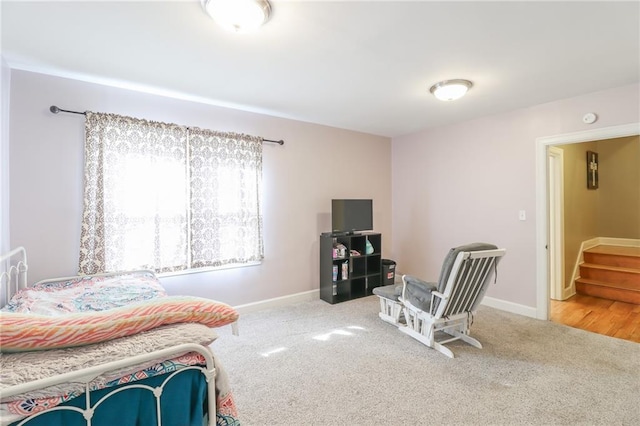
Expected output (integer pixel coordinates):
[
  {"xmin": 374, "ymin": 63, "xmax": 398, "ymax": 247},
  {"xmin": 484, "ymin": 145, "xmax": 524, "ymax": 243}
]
[
  {"xmin": 562, "ymin": 141, "xmax": 599, "ymax": 289},
  {"xmin": 561, "ymin": 136, "xmax": 640, "ymax": 292},
  {"xmin": 597, "ymin": 136, "xmax": 640, "ymax": 238}
]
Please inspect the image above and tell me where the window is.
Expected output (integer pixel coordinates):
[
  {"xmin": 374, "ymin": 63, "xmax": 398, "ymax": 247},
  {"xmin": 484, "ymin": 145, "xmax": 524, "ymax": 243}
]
[{"xmin": 79, "ymin": 112, "xmax": 263, "ymax": 275}]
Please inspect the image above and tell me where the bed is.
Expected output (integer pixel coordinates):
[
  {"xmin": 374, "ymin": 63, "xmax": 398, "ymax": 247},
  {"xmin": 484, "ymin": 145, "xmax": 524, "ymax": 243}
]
[{"xmin": 0, "ymin": 247, "xmax": 240, "ymax": 426}]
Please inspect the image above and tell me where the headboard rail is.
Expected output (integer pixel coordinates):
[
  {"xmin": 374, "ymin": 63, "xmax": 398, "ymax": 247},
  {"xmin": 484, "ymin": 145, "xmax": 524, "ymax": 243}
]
[{"xmin": 1, "ymin": 246, "xmax": 28, "ymax": 304}]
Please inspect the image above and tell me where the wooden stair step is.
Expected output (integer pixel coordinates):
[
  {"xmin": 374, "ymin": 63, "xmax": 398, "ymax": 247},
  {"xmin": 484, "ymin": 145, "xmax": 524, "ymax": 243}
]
[
  {"xmin": 580, "ymin": 263, "xmax": 640, "ymax": 273},
  {"xmin": 576, "ymin": 278, "xmax": 640, "ymax": 304},
  {"xmin": 579, "ymin": 263, "xmax": 640, "ymax": 286},
  {"xmin": 584, "ymin": 245, "xmax": 640, "ymax": 269},
  {"xmin": 576, "ymin": 277, "xmax": 640, "ymax": 292}
]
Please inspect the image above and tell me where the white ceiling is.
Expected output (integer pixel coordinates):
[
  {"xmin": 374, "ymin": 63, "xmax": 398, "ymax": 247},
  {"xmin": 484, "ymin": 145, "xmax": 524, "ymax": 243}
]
[{"xmin": 2, "ymin": 0, "xmax": 639, "ymax": 137}]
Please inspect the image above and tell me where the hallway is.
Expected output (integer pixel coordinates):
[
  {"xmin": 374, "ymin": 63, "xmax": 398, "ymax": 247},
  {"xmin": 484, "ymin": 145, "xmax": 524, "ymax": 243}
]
[{"xmin": 550, "ymin": 294, "xmax": 640, "ymax": 343}]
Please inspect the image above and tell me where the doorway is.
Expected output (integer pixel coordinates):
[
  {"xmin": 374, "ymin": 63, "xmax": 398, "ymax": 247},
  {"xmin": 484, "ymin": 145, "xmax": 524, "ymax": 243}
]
[{"xmin": 535, "ymin": 123, "xmax": 640, "ymax": 320}]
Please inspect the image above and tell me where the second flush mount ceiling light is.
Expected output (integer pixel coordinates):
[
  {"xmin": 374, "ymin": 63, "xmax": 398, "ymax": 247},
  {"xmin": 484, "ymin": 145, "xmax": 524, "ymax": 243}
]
[{"xmin": 201, "ymin": 0, "xmax": 272, "ymax": 33}]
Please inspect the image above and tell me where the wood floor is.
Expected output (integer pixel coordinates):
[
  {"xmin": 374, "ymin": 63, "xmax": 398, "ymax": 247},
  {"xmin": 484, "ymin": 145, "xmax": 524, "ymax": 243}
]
[{"xmin": 550, "ymin": 294, "xmax": 640, "ymax": 343}]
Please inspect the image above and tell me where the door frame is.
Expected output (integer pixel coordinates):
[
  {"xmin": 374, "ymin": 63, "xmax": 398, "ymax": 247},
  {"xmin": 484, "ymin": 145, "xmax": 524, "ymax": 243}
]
[
  {"xmin": 548, "ymin": 146, "xmax": 565, "ymax": 301},
  {"xmin": 535, "ymin": 122, "xmax": 640, "ymax": 320}
]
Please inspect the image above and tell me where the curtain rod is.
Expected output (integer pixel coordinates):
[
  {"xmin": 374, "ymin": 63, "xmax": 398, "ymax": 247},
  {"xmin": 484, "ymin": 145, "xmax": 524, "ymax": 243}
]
[{"xmin": 49, "ymin": 105, "xmax": 284, "ymax": 145}]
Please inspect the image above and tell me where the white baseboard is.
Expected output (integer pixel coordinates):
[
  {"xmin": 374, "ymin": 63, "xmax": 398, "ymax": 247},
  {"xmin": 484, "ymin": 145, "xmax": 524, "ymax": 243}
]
[
  {"xmin": 598, "ymin": 237, "xmax": 640, "ymax": 248},
  {"xmin": 235, "ymin": 289, "xmax": 538, "ymax": 320},
  {"xmin": 234, "ymin": 289, "xmax": 319, "ymax": 315},
  {"xmin": 481, "ymin": 296, "xmax": 537, "ymax": 319}
]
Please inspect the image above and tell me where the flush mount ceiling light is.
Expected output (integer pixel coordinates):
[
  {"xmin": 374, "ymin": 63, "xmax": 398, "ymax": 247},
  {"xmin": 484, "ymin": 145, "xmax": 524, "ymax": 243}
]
[
  {"xmin": 201, "ymin": 0, "xmax": 271, "ymax": 33},
  {"xmin": 429, "ymin": 79, "xmax": 473, "ymax": 101}
]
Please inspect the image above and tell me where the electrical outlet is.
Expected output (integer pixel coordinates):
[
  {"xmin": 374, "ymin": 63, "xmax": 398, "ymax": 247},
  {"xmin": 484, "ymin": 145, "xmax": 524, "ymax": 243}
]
[{"xmin": 519, "ymin": 210, "xmax": 526, "ymax": 221}]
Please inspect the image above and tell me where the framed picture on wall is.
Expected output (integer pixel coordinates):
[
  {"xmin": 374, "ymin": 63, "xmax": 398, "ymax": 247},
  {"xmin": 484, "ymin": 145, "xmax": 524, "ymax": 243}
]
[{"xmin": 587, "ymin": 150, "xmax": 598, "ymax": 189}]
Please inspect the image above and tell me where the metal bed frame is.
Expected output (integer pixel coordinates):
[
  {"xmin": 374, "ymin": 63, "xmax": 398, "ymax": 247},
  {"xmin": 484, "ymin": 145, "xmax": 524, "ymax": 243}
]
[{"xmin": 0, "ymin": 247, "xmax": 218, "ymax": 426}]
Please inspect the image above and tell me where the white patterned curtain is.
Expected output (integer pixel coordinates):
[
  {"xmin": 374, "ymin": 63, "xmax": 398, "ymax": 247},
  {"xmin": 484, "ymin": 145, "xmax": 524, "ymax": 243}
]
[
  {"xmin": 79, "ymin": 112, "xmax": 263, "ymax": 275},
  {"xmin": 189, "ymin": 128, "xmax": 264, "ymax": 268},
  {"xmin": 80, "ymin": 112, "xmax": 189, "ymax": 274}
]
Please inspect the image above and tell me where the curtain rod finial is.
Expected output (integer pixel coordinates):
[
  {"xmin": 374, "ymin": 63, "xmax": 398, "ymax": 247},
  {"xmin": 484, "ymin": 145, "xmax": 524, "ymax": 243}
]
[{"xmin": 50, "ymin": 106, "xmax": 60, "ymax": 114}]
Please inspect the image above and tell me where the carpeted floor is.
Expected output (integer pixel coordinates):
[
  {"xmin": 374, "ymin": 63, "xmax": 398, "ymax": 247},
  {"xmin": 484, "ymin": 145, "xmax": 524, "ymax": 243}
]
[{"xmin": 213, "ymin": 295, "xmax": 640, "ymax": 425}]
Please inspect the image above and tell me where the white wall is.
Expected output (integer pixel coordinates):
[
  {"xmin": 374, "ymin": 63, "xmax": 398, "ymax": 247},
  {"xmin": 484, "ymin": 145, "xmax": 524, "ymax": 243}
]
[
  {"xmin": 8, "ymin": 70, "xmax": 392, "ymax": 306},
  {"xmin": 0, "ymin": 57, "xmax": 10, "ymax": 255},
  {"xmin": 10, "ymin": 69, "xmax": 638, "ymax": 312},
  {"xmin": 392, "ymin": 83, "xmax": 640, "ymax": 310}
]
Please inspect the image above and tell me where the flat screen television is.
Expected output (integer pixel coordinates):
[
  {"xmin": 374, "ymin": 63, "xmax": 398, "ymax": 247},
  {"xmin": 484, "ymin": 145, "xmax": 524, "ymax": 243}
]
[{"xmin": 331, "ymin": 199, "xmax": 373, "ymax": 234}]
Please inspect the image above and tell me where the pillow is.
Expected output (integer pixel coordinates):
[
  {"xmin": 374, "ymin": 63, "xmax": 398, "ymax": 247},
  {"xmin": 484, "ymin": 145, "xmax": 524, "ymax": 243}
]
[
  {"xmin": 0, "ymin": 296, "xmax": 238, "ymax": 353},
  {"xmin": 2, "ymin": 271, "xmax": 167, "ymax": 315}
]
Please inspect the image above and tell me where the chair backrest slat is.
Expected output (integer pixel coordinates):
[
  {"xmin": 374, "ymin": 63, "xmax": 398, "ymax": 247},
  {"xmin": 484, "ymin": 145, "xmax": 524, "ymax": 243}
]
[
  {"xmin": 435, "ymin": 248, "xmax": 505, "ymax": 318},
  {"xmin": 445, "ymin": 258, "xmax": 480, "ymax": 316},
  {"xmin": 451, "ymin": 260, "xmax": 477, "ymax": 314}
]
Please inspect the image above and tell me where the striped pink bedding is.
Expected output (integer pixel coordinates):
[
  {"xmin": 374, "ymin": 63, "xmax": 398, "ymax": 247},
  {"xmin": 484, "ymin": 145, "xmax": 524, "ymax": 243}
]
[{"xmin": 1, "ymin": 296, "xmax": 239, "ymax": 352}]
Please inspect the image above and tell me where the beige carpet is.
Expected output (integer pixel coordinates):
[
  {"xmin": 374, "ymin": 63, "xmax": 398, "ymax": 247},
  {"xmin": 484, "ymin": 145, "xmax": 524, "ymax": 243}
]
[{"xmin": 213, "ymin": 295, "xmax": 640, "ymax": 425}]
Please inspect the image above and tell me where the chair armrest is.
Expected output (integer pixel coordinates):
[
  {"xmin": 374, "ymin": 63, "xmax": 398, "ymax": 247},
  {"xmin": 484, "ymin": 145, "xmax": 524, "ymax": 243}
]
[
  {"xmin": 402, "ymin": 275, "xmax": 438, "ymax": 312},
  {"xmin": 402, "ymin": 275, "xmax": 437, "ymax": 292},
  {"xmin": 431, "ymin": 291, "xmax": 446, "ymax": 301},
  {"xmin": 429, "ymin": 291, "xmax": 447, "ymax": 315}
]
